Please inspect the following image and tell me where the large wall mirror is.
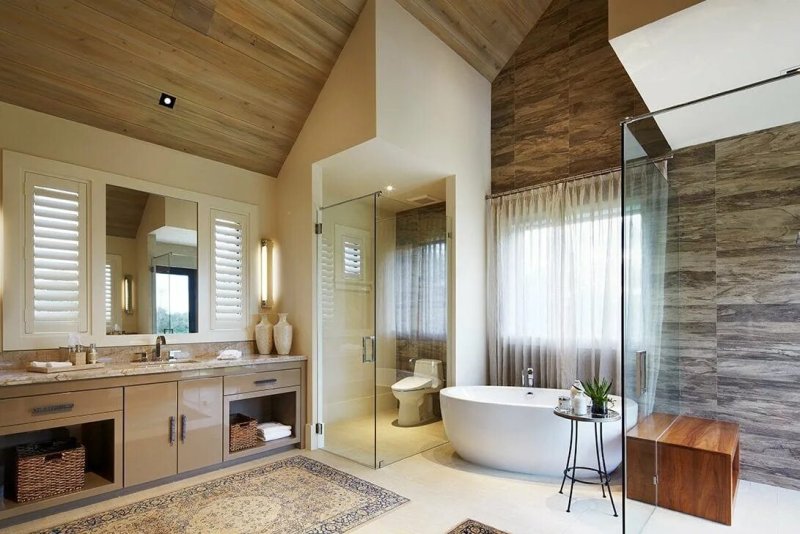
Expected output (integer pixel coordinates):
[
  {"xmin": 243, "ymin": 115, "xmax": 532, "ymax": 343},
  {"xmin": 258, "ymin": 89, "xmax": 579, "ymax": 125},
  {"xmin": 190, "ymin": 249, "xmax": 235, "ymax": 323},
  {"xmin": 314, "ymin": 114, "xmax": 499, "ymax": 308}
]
[{"xmin": 105, "ymin": 185, "xmax": 199, "ymax": 335}]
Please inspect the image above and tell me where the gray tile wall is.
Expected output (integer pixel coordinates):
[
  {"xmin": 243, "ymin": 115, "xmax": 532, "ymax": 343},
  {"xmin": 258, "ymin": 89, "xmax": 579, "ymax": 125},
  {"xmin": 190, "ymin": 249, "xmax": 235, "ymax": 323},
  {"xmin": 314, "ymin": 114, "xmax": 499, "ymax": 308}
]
[{"xmin": 663, "ymin": 121, "xmax": 800, "ymax": 489}]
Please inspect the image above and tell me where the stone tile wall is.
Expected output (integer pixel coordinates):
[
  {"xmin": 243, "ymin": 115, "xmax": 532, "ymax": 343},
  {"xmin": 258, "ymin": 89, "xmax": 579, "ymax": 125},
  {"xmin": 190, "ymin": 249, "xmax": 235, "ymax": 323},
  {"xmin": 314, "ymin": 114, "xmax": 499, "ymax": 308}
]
[
  {"xmin": 491, "ymin": 0, "xmax": 647, "ymax": 193},
  {"xmin": 662, "ymin": 121, "xmax": 800, "ymax": 489}
]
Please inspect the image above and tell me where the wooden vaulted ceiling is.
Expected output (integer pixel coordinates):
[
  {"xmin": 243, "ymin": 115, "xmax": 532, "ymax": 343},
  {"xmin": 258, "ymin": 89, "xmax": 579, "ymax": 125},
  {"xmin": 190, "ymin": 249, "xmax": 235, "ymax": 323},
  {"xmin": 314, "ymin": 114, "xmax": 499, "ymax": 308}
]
[{"xmin": 0, "ymin": 0, "xmax": 548, "ymax": 176}]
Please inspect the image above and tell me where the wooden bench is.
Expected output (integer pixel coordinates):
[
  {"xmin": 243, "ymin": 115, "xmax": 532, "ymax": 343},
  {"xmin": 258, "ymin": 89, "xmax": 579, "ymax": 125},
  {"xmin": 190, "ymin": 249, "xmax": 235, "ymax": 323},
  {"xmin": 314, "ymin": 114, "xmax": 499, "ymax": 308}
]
[{"xmin": 627, "ymin": 413, "xmax": 740, "ymax": 525}]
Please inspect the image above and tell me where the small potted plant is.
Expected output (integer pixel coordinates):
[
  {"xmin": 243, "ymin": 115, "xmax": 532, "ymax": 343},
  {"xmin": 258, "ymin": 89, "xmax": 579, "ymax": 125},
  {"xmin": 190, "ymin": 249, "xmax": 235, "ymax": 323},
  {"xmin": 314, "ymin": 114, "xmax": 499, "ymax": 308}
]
[{"xmin": 581, "ymin": 377, "xmax": 613, "ymax": 416}]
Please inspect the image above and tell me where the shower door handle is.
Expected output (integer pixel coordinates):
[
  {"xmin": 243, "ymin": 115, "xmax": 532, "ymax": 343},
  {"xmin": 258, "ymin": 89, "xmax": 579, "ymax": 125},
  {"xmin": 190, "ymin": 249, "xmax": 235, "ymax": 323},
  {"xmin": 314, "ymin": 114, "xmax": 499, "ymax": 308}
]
[
  {"xmin": 362, "ymin": 336, "xmax": 376, "ymax": 363},
  {"xmin": 636, "ymin": 350, "xmax": 648, "ymax": 396}
]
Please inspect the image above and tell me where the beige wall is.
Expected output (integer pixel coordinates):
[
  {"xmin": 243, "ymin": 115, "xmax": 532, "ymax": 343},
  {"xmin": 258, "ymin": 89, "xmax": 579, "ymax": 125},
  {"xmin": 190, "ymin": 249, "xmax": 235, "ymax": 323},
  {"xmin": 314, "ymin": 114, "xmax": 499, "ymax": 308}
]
[
  {"xmin": 106, "ymin": 236, "xmax": 138, "ymax": 333},
  {"xmin": 275, "ymin": 0, "xmax": 377, "ymax": 434},
  {"xmin": 375, "ymin": 0, "xmax": 491, "ymax": 386}
]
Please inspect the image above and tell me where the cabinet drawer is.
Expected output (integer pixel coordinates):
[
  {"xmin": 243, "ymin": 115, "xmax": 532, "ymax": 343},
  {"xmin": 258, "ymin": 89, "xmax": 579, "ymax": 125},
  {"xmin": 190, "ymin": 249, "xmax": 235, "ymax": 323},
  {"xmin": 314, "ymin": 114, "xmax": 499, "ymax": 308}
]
[
  {"xmin": 224, "ymin": 369, "xmax": 300, "ymax": 396},
  {"xmin": 0, "ymin": 388, "xmax": 123, "ymax": 427}
]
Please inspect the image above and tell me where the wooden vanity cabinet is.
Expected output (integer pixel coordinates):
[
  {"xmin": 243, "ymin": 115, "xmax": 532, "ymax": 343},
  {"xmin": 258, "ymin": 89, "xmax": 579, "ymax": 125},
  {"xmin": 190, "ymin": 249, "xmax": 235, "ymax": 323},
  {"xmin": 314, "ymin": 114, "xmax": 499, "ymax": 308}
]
[
  {"xmin": 123, "ymin": 382, "xmax": 177, "ymax": 487},
  {"xmin": 124, "ymin": 377, "xmax": 223, "ymax": 487},
  {"xmin": 177, "ymin": 377, "xmax": 223, "ymax": 473}
]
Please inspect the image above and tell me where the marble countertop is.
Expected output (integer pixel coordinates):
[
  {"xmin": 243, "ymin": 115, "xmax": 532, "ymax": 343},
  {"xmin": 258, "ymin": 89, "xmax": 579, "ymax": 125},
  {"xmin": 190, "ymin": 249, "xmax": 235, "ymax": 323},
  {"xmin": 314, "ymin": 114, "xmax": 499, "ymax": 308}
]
[{"xmin": 0, "ymin": 355, "xmax": 307, "ymax": 387}]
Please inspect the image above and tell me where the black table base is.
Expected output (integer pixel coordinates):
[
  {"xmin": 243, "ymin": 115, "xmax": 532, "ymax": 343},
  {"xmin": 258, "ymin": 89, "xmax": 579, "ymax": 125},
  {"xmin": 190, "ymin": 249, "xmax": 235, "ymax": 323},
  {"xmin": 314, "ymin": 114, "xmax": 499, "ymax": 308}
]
[{"xmin": 558, "ymin": 418, "xmax": 618, "ymax": 517}]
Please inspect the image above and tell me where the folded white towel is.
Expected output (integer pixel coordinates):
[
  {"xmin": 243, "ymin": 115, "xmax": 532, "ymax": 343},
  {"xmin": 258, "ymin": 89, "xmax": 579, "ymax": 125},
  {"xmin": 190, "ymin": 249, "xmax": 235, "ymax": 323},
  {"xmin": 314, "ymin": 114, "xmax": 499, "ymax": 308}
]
[
  {"xmin": 217, "ymin": 349, "xmax": 242, "ymax": 360},
  {"xmin": 256, "ymin": 421, "xmax": 292, "ymax": 430},
  {"xmin": 30, "ymin": 361, "xmax": 73, "ymax": 368},
  {"xmin": 257, "ymin": 428, "xmax": 292, "ymax": 442}
]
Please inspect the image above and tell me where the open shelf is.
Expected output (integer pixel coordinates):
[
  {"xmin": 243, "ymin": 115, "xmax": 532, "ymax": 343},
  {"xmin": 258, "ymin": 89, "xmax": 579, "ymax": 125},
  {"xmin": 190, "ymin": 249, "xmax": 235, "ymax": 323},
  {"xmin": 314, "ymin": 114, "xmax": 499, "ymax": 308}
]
[
  {"xmin": 0, "ymin": 411, "xmax": 122, "ymax": 522},
  {"xmin": 223, "ymin": 386, "xmax": 301, "ymax": 461}
]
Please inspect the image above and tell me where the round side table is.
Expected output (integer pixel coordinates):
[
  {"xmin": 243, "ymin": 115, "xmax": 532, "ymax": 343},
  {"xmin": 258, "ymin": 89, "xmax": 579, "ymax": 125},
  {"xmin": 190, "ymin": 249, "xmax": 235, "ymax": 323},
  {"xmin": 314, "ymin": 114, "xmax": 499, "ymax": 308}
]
[{"xmin": 553, "ymin": 407, "xmax": 620, "ymax": 517}]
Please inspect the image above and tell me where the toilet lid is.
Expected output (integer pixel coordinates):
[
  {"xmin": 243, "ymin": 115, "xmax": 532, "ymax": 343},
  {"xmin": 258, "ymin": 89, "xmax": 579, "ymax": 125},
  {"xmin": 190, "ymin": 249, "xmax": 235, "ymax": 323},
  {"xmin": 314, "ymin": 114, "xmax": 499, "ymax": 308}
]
[{"xmin": 392, "ymin": 376, "xmax": 433, "ymax": 391}]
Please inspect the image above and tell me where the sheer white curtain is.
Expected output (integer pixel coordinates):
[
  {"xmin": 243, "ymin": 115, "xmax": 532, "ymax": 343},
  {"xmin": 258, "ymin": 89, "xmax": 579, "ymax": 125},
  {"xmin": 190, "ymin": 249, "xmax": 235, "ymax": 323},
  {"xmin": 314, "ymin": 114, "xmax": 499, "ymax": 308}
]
[{"xmin": 487, "ymin": 171, "xmax": 621, "ymax": 391}]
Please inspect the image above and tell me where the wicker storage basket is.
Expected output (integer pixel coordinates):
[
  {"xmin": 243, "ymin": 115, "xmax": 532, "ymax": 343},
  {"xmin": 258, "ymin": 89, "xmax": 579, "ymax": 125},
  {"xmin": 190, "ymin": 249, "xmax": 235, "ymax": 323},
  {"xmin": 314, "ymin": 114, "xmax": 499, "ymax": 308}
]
[
  {"xmin": 13, "ymin": 439, "xmax": 86, "ymax": 503},
  {"xmin": 229, "ymin": 413, "xmax": 259, "ymax": 452}
]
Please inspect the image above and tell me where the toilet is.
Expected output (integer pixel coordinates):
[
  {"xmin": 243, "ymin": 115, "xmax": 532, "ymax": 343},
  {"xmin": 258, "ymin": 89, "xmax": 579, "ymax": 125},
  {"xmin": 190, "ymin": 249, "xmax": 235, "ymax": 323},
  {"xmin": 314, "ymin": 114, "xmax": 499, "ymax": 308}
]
[{"xmin": 391, "ymin": 359, "xmax": 444, "ymax": 427}]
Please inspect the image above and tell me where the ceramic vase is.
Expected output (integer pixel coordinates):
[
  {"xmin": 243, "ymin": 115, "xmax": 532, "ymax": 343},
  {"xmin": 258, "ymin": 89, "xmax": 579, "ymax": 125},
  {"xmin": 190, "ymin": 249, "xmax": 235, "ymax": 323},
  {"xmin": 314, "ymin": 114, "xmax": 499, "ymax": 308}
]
[
  {"xmin": 274, "ymin": 313, "xmax": 293, "ymax": 355},
  {"xmin": 255, "ymin": 315, "xmax": 273, "ymax": 355}
]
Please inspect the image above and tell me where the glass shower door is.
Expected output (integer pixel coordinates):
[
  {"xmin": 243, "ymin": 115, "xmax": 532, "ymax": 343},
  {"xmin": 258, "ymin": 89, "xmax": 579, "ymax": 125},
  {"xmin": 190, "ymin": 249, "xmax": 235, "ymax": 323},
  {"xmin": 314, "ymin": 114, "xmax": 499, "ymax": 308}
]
[
  {"xmin": 622, "ymin": 125, "xmax": 673, "ymax": 532},
  {"xmin": 317, "ymin": 193, "xmax": 378, "ymax": 467}
]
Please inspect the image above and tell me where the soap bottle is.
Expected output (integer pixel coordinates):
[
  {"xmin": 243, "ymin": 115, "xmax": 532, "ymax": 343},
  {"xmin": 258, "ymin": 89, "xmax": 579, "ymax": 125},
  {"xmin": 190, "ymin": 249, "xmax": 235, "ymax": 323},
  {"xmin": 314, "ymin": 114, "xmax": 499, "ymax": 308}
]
[{"xmin": 88, "ymin": 343, "xmax": 98, "ymax": 364}]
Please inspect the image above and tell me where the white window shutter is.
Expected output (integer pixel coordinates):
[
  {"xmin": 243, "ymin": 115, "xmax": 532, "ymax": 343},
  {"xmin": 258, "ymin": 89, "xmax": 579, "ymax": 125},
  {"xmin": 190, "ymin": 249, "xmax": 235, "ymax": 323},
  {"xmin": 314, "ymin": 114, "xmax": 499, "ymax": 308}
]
[
  {"xmin": 211, "ymin": 210, "xmax": 248, "ymax": 329},
  {"xmin": 25, "ymin": 173, "xmax": 88, "ymax": 334},
  {"xmin": 343, "ymin": 239, "xmax": 362, "ymax": 278},
  {"xmin": 104, "ymin": 263, "xmax": 112, "ymax": 325}
]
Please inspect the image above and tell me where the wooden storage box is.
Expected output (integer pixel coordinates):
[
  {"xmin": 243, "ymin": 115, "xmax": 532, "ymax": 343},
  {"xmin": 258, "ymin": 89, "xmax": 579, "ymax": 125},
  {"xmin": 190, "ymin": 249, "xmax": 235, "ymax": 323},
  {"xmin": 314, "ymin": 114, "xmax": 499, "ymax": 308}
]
[
  {"xmin": 12, "ymin": 439, "xmax": 86, "ymax": 503},
  {"xmin": 229, "ymin": 413, "xmax": 259, "ymax": 452}
]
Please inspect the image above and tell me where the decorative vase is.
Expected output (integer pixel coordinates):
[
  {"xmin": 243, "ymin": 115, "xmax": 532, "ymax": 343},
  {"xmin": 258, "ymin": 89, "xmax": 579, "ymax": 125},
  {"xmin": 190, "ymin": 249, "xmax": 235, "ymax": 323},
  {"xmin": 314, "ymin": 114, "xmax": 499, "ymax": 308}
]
[
  {"xmin": 591, "ymin": 399, "xmax": 608, "ymax": 416},
  {"xmin": 255, "ymin": 315, "xmax": 273, "ymax": 355},
  {"xmin": 274, "ymin": 313, "xmax": 293, "ymax": 355}
]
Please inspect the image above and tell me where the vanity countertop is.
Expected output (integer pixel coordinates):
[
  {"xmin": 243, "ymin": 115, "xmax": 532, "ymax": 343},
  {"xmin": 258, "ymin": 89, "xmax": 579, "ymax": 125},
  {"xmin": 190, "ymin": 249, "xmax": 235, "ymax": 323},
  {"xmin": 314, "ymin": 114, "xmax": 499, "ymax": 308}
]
[{"xmin": 0, "ymin": 355, "xmax": 307, "ymax": 387}]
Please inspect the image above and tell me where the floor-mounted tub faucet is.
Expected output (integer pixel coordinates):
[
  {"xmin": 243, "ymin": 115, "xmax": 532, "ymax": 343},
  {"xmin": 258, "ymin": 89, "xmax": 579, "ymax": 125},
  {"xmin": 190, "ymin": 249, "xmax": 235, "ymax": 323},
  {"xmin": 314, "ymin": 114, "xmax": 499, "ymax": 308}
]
[{"xmin": 522, "ymin": 367, "xmax": 536, "ymax": 388}]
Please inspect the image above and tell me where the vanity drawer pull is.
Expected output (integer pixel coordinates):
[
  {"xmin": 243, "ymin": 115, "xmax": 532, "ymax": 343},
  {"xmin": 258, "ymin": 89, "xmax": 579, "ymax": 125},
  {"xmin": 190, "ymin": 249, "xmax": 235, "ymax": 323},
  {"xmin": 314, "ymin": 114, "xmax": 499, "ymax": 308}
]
[
  {"xmin": 32, "ymin": 403, "xmax": 75, "ymax": 416},
  {"xmin": 223, "ymin": 369, "xmax": 301, "ymax": 395},
  {"xmin": 254, "ymin": 378, "xmax": 278, "ymax": 386}
]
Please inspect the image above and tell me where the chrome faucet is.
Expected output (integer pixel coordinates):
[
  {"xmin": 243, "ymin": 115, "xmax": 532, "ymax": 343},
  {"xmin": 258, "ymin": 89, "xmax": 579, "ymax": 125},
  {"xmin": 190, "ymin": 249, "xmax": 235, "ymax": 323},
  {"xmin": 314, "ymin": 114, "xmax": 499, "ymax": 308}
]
[
  {"xmin": 155, "ymin": 335, "xmax": 167, "ymax": 361},
  {"xmin": 522, "ymin": 367, "xmax": 536, "ymax": 388}
]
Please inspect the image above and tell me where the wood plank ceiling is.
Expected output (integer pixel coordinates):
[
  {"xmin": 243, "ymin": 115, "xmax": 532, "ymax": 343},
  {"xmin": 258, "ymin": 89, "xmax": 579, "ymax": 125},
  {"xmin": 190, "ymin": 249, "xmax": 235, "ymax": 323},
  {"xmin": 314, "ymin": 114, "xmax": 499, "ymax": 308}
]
[{"xmin": 0, "ymin": 0, "xmax": 547, "ymax": 176}]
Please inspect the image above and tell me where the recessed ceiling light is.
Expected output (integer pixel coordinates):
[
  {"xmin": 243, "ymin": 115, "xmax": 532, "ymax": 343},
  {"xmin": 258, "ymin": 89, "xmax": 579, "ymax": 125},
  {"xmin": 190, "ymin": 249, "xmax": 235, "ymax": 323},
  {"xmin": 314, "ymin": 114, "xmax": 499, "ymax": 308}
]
[
  {"xmin": 385, "ymin": 185, "xmax": 394, "ymax": 192},
  {"xmin": 159, "ymin": 93, "xmax": 176, "ymax": 109}
]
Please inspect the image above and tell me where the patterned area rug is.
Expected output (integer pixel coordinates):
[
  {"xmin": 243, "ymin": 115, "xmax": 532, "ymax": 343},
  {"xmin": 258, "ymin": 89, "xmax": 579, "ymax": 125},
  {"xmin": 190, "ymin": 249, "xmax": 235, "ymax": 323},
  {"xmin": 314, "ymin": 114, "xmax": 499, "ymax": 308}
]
[
  {"xmin": 38, "ymin": 456, "xmax": 408, "ymax": 534},
  {"xmin": 448, "ymin": 519, "xmax": 509, "ymax": 534}
]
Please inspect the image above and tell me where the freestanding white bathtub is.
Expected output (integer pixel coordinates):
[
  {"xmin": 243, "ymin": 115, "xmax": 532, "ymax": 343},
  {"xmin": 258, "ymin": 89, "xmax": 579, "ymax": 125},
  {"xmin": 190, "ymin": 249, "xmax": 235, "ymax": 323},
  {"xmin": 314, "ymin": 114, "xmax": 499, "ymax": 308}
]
[{"xmin": 440, "ymin": 386, "xmax": 638, "ymax": 477}]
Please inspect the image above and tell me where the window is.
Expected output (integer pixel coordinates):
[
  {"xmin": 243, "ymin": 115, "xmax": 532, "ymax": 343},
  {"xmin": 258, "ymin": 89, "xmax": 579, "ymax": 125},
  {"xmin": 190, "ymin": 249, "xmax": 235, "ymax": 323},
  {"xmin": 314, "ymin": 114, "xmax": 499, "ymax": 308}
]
[
  {"xmin": 211, "ymin": 210, "xmax": 247, "ymax": 329},
  {"xmin": 334, "ymin": 224, "xmax": 369, "ymax": 290},
  {"xmin": 25, "ymin": 173, "xmax": 88, "ymax": 334},
  {"xmin": 396, "ymin": 240, "xmax": 447, "ymax": 340},
  {"xmin": 154, "ymin": 266, "xmax": 197, "ymax": 334}
]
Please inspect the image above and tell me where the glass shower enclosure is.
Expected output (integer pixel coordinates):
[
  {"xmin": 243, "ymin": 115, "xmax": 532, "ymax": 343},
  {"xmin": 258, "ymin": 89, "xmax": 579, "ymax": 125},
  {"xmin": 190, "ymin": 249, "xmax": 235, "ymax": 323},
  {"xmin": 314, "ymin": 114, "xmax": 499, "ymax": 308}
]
[
  {"xmin": 316, "ymin": 191, "xmax": 449, "ymax": 468},
  {"xmin": 622, "ymin": 71, "xmax": 800, "ymax": 532}
]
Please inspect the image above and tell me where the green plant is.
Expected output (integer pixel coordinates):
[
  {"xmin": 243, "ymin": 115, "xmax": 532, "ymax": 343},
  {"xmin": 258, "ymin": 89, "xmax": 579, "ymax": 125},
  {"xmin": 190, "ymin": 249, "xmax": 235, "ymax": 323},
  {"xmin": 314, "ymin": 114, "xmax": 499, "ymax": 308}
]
[{"xmin": 581, "ymin": 377, "xmax": 612, "ymax": 405}]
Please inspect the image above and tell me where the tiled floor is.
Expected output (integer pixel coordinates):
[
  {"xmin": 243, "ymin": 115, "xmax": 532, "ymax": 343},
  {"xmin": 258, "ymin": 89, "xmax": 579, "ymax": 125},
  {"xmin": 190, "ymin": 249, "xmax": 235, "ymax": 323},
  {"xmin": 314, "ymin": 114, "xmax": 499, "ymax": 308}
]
[
  {"xmin": 5, "ymin": 443, "xmax": 799, "ymax": 533},
  {"xmin": 325, "ymin": 408, "xmax": 448, "ymax": 467}
]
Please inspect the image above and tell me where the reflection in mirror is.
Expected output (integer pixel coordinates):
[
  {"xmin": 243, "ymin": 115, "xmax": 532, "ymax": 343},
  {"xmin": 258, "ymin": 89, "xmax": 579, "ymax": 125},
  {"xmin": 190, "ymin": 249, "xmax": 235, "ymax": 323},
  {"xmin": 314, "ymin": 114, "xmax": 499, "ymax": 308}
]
[{"xmin": 105, "ymin": 185, "xmax": 198, "ymax": 334}]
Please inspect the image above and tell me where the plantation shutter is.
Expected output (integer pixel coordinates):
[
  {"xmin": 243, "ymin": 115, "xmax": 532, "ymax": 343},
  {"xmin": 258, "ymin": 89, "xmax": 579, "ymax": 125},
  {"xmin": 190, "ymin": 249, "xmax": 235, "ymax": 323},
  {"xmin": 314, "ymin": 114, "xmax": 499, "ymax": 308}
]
[
  {"xmin": 25, "ymin": 174, "xmax": 88, "ymax": 334},
  {"xmin": 343, "ymin": 239, "xmax": 362, "ymax": 278},
  {"xmin": 212, "ymin": 210, "xmax": 247, "ymax": 328},
  {"xmin": 104, "ymin": 263, "xmax": 113, "ymax": 326}
]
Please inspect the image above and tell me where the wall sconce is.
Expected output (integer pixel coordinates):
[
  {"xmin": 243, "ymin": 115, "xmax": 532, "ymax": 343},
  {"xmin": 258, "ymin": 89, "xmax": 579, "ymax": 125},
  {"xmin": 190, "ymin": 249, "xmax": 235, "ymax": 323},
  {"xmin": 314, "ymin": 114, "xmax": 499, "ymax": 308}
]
[
  {"xmin": 260, "ymin": 239, "xmax": 274, "ymax": 309},
  {"xmin": 123, "ymin": 275, "xmax": 134, "ymax": 315}
]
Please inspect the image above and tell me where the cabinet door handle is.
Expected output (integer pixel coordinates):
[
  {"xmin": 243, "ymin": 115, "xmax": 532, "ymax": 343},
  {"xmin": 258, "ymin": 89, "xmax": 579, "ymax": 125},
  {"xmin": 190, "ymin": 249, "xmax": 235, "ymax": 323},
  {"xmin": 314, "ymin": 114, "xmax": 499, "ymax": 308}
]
[
  {"xmin": 169, "ymin": 416, "xmax": 176, "ymax": 446},
  {"xmin": 180, "ymin": 414, "xmax": 187, "ymax": 443},
  {"xmin": 32, "ymin": 403, "xmax": 75, "ymax": 415},
  {"xmin": 254, "ymin": 378, "xmax": 277, "ymax": 386}
]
